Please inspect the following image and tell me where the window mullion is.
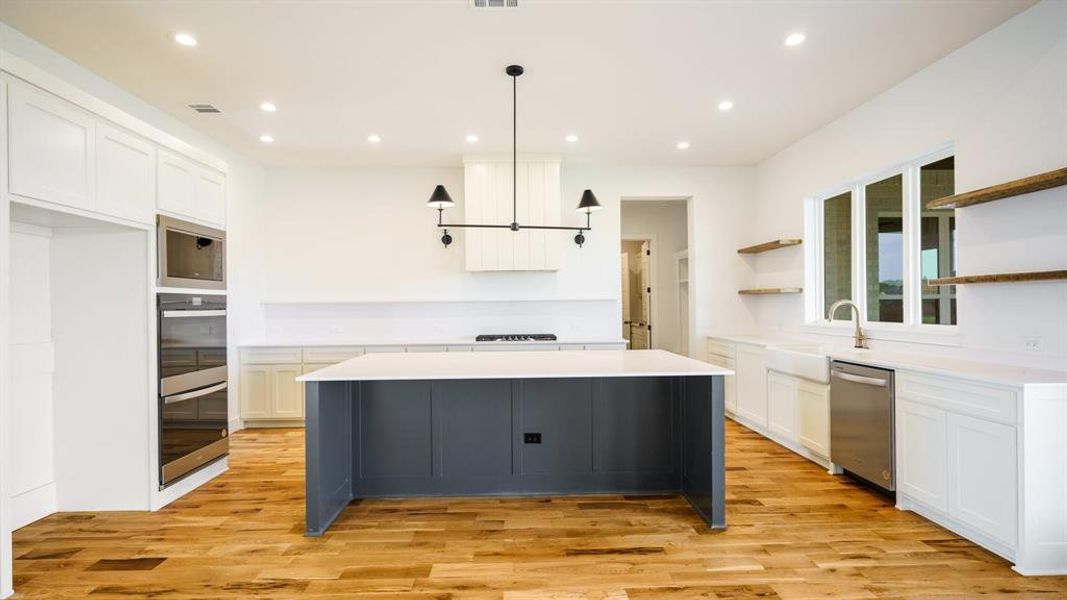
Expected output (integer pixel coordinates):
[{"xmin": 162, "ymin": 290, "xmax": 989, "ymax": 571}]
[
  {"xmin": 852, "ymin": 183, "xmax": 867, "ymax": 324},
  {"xmin": 903, "ymin": 165, "xmax": 920, "ymax": 326}
]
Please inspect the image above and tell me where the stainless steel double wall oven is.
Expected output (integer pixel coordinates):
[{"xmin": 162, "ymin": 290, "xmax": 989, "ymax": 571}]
[{"xmin": 158, "ymin": 292, "xmax": 228, "ymax": 488}]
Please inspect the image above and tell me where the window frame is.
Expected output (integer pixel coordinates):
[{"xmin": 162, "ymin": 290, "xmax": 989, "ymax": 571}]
[{"xmin": 803, "ymin": 145, "xmax": 959, "ymax": 345}]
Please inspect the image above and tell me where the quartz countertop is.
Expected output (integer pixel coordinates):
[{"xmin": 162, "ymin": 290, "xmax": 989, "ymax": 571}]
[
  {"xmin": 298, "ymin": 349, "xmax": 732, "ymax": 382},
  {"xmin": 707, "ymin": 333, "xmax": 1067, "ymax": 386},
  {"xmin": 241, "ymin": 337, "xmax": 627, "ymax": 348}
]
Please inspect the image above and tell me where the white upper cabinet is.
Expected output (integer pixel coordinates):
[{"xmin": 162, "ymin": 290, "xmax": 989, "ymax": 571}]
[
  {"xmin": 96, "ymin": 123, "xmax": 155, "ymax": 224},
  {"xmin": 157, "ymin": 149, "xmax": 226, "ymax": 227},
  {"xmin": 157, "ymin": 150, "xmax": 195, "ymax": 216},
  {"xmin": 5, "ymin": 78, "xmax": 224, "ymax": 228},
  {"xmin": 463, "ymin": 156, "xmax": 562, "ymax": 271},
  {"xmin": 193, "ymin": 168, "xmax": 226, "ymax": 225},
  {"xmin": 8, "ymin": 81, "xmax": 96, "ymax": 211}
]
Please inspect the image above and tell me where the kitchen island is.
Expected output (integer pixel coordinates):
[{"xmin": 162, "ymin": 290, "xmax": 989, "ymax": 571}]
[{"xmin": 298, "ymin": 349, "xmax": 731, "ymax": 536}]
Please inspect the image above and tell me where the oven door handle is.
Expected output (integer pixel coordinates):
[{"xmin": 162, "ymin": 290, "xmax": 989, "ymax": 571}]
[
  {"xmin": 163, "ymin": 381, "xmax": 228, "ymax": 404},
  {"xmin": 162, "ymin": 310, "xmax": 226, "ymax": 318}
]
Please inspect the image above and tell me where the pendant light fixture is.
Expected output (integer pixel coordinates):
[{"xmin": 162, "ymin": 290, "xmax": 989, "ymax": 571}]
[{"xmin": 428, "ymin": 64, "xmax": 601, "ymax": 248}]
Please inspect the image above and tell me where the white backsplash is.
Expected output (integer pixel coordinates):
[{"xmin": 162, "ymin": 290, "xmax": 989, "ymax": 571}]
[{"xmin": 261, "ymin": 299, "xmax": 620, "ymax": 344}]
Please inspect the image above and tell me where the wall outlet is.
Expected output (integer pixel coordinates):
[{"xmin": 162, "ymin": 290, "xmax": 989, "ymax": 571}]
[
  {"xmin": 523, "ymin": 432, "xmax": 542, "ymax": 444},
  {"xmin": 1023, "ymin": 336, "xmax": 1042, "ymax": 352}
]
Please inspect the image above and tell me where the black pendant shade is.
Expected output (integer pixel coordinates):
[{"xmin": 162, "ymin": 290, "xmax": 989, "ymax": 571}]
[
  {"xmin": 427, "ymin": 184, "xmax": 455, "ymax": 209},
  {"xmin": 428, "ymin": 64, "xmax": 597, "ymax": 248},
  {"xmin": 576, "ymin": 189, "xmax": 601, "ymax": 213}
]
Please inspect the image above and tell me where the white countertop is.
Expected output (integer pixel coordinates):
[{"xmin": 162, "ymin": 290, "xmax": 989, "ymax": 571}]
[
  {"xmin": 827, "ymin": 348, "xmax": 1067, "ymax": 386},
  {"xmin": 241, "ymin": 337, "xmax": 627, "ymax": 348},
  {"xmin": 298, "ymin": 349, "xmax": 732, "ymax": 382},
  {"xmin": 708, "ymin": 334, "xmax": 1067, "ymax": 386}
]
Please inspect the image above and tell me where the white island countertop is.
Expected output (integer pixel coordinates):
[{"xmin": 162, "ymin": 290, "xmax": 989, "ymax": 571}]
[{"xmin": 299, "ymin": 349, "xmax": 732, "ymax": 382}]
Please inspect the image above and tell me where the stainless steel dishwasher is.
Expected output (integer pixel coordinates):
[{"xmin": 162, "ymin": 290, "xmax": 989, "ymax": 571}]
[{"xmin": 830, "ymin": 361, "xmax": 895, "ymax": 494}]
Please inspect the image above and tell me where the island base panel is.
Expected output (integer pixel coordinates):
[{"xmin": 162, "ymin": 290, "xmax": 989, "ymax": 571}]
[{"xmin": 304, "ymin": 375, "xmax": 724, "ymax": 535}]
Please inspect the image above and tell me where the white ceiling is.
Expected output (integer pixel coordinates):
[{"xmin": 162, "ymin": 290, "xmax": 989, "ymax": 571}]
[{"xmin": 0, "ymin": 0, "xmax": 1034, "ymax": 168}]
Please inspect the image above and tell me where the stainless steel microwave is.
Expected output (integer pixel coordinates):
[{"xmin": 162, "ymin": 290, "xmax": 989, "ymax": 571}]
[{"xmin": 157, "ymin": 215, "xmax": 226, "ymax": 290}]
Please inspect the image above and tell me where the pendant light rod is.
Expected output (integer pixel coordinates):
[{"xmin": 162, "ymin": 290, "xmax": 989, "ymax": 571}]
[
  {"xmin": 427, "ymin": 64, "xmax": 600, "ymax": 248},
  {"xmin": 512, "ymin": 67, "xmax": 518, "ymax": 229}
]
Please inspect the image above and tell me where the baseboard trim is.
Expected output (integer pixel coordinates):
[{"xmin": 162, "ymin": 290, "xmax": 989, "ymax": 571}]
[
  {"xmin": 11, "ymin": 482, "xmax": 56, "ymax": 530},
  {"xmin": 243, "ymin": 419, "xmax": 305, "ymax": 428}
]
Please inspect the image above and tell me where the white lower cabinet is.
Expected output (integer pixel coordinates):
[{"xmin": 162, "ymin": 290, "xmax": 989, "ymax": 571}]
[
  {"xmin": 796, "ymin": 380, "xmax": 830, "ymax": 458},
  {"xmin": 767, "ymin": 371, "xmax": 797, "ymax": 439},
  {"xmin": 897, "ymin": 399, "xmax": 949, "ymax": 511},
  {"xmin": 897, "ymin": 370, "xmax": 1028, "ymax": 565},
  {"xmin": 946, "ymin": 412, "xmax": 1017, "ymax": 545},
  {"xmin": 735, "ymin": 344, "xmax": 767, "ymax": 427},
  {"xmin": 239, "ymin": 363, "xmax": 304, "ymax": 422}
]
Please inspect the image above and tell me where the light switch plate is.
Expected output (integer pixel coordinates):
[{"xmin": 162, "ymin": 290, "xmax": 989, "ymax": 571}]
[{"xmin": 1023, "ymin": 336, "xmax": 1042, "ymax": 352}]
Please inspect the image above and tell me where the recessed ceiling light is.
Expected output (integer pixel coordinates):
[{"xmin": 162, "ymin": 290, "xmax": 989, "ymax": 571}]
[
  {"xmin": 784, "ymin": 32, "xmax": 806, "ymax": 47},
  {"xmin": 173, "ymin": 32, "xmax": 198, "ymax": 47},
  {"xmin": 367, "ymin": 134, "xmax": 382, "ymax": 143},
  {"xmin": 717, "ymin": 100, "xmax": 734, "ymax": 111},
  {"xmin": 260, "ymin": 102, "xmax": 277, "ymax": 113},
  {"xmin": 465, "ymin": 133, "xmax": 479, "ymax": 143},
  {"xmin": 676, "ymin": 141, "xmax": 690, "ymax": 150},
  {"xmin": 259, "ymin": 134, "xmax": 274, "ymax": 143},
  {"xmin": 565, "ymin": 133, "xmax": 579, "ymax": 143}
]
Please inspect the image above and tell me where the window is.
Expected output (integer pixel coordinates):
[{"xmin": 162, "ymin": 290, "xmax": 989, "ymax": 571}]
[
  {"xmin": 822, "ymin": 191, "xmax": 852, "ymax": 316},
  {"xmin": 810, "ymin": 149, "xmax": 956, "ymax": 331}
]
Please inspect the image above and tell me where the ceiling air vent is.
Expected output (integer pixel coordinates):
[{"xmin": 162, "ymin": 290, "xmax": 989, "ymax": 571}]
[
  {"xmin": 473, "ymin": 0, "xmax": 518, "ymax": 8},
  {"xmin": 188, "ymin": 103, "xmax": 221, "ymax": 114}
]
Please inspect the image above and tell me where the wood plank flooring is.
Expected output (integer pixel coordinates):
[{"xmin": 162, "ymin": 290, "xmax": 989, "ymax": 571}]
[{"xmin": 12, "ymin": 420, "xmax": 1067, "ymax": 599}]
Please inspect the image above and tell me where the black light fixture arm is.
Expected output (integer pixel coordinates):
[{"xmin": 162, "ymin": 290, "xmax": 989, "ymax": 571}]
[{"xmin": 428, "ymin": 64, "xmax": 600, "ymax": 249}]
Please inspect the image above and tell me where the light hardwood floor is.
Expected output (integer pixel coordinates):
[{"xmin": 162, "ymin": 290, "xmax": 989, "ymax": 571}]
[{"xmin": 12, "ymin": 420, "xmax": 1067, "ymax": 599}]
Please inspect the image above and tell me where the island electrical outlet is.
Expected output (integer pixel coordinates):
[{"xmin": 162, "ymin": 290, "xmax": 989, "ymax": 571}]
[{"xmin": 523, "ymin": 433, "xmax": 542, "ymax": 444}]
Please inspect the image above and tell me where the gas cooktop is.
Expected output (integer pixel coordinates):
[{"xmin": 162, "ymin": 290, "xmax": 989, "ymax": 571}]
[{"xmin": 475, "ymin": 334, "xmax": 558, "ymax": 342}]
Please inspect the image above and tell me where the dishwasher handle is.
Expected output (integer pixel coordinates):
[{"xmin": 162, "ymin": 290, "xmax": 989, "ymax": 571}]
[{"xmin": 832, "ymin": 370, "xmax": 889, "ymax": 387}]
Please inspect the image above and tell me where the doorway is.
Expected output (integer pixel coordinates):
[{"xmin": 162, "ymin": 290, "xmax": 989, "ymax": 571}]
[
  {"xmin": 621, "ymin": 200, "xmax": 690, "ymax": 354},
  {"xmin": 620, "ymin": 239, "xmax": 652, "ymax": 349}
]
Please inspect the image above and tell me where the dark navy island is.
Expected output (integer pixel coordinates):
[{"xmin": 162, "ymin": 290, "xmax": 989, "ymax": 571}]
[{"xmin": 299, "ymin": 349, "xmax": 731, "ymax": 536}]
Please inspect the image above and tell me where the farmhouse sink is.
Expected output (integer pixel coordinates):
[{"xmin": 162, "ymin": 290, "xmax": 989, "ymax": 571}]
[{"xmin": 764, "ymin": 343, "xmax": 832, "ymax": 384}]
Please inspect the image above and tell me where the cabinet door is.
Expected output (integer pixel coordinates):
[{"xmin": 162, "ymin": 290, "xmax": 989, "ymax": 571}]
[
  {"xmin": 767, "ymin": 371, "xmax": 797, "ymax": 440},
  {"xmin": 157, "ymin": 150, "xmax": 195, "ymax": 215},
  {"xmin": 239, "ymin": 364, "xmax": 272, "ymax": 420},
  {"xmin": 193, "ymin": 167, "xmax": 226, "ymax": 225},
  {"xmin": 735, "ymin": 346, "xmax": 767, "ymax": 427},
  {"xmin": 797, "ymin": 381, "xmax": 830, "ymax": 457},
  {"xmin": 947, "ymin": 413, "xmax": 1017, "ymax": 545},
  {"xmin": 270, "ymin": 364, "xmax": 304, "ymax": 419},
  {"xmin": 723, "ymin": 361, "xmax": 737, "ymax": 415},
  {"xmin": 8, "ymin": 81, "xmax": 95, "ymax": 210},
  {"xmin": 96, "ymin": 123, "xmax": 155, "ymax": 223},
  {"xmin": 897, "ymin": 400, "xmax": 948, "ymax": 511}
]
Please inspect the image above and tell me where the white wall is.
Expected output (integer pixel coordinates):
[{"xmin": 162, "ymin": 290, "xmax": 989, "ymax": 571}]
[
  {"xmin": 750, "ymin": 0, "xmax": 1067, "ymax": 368},
  {"xmin": 7, "ymin": 225, "xmax": 54, "ymax": 528},
  {"xmin": 255, "ymin": 166, "xmax": 754, "ymax": 352},
  {"xmin": 621, "ymin": 202, "xmax": 688, "ymax": 354}
]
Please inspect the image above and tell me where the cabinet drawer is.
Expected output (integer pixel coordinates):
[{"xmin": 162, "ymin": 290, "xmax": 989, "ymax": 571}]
[
  {"xmin": 707, "ymin": 339, "xmax": 735, "ymax": 360},
  {"xmin": 239, "ymin": 347, "xmax": 302, "ymax": 364},
  {"xmin": 897, "ymin": 371, "xmax": 1017, "ymax": 425},
  {"xmin": 302, "ymin": 346, "xmax": 365, "ymax": 363}
]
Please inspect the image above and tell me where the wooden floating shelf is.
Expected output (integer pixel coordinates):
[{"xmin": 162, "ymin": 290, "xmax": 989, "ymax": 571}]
[
  {"xmin": 737, "ymin": 238, "xmax": 803, "ymax": 254},
  {"xmin": 929, "ymin": 270, "xmax": 1067, "ymax": 286},
  {"xmin": 738, "ymin": 287, "xmax": 803, "ymax": 295},
  {"xmin": 926, "ymin": 167, "xmax": 1067, "ymax": 209}
]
